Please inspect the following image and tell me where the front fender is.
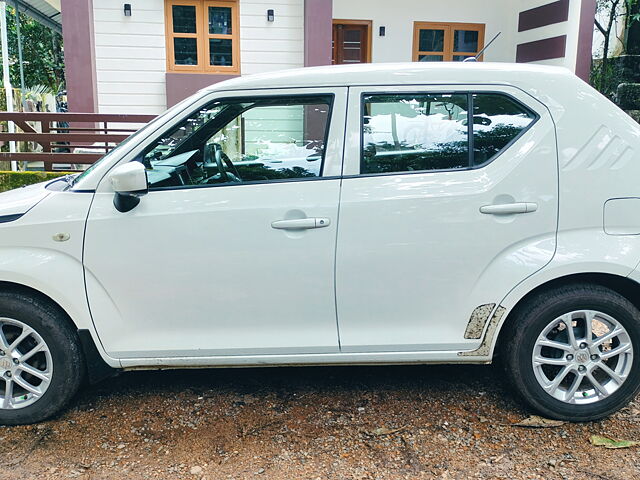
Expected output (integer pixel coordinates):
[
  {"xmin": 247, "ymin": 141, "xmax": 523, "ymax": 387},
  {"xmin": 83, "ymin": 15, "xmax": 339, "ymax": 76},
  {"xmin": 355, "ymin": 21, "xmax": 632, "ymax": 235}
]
[{"xmin": 0, "ymin": 247, "xmax": 120, "ymax": 368}]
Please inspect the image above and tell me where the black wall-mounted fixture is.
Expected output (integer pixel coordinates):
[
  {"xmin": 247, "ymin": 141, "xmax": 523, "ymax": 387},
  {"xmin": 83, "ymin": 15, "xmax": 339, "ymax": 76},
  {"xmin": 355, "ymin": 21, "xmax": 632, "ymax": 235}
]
[
  {"xmin": 124, "ymin": 3, "xmax": 132, "ymax": 16},
  {"xmin": 267, "ymin": 9, "xmax": 275, "ymax": 22},
  {"xmin": 379, "ymin": 26, "xmax": 386, "ymax": 37}
]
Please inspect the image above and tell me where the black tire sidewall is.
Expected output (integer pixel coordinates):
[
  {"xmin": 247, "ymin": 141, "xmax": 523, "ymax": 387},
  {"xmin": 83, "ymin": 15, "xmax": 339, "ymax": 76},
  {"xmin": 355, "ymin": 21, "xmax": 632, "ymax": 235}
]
[
  {"xmin": 511, "ymin": 286, "xmax": 640, "ymax": 421},
  {"xmin": 0, "ymin": 293, "xmax": 84, "ymax": 425}
]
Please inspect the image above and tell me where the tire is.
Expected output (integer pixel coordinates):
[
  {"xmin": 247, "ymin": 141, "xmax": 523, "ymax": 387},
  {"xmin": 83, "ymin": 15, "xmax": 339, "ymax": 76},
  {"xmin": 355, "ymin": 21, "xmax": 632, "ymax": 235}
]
[
  {"xmin": 0, "ymin": 292, "xmax": 84, "ymax": 425},
  {"xmin": 502, "ymin": 284, "xmax": 640, "ymax": 422}
]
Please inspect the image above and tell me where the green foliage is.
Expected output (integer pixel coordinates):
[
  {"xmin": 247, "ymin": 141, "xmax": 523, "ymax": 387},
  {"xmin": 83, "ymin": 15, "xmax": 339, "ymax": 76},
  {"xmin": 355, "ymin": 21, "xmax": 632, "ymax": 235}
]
[
  {"xmin": 593, "ymin": 0, "xmax": 639, "ymax": 95},
  {"xmin": 0, "ymin": 171, "xmax": 66, "ymax": 193},
  {"xmin": 591, "ymin": 59, "xmax": 625, "ymax": 100},
  {"xmin": 5, "ymin": 6, "xmax": 64, "ymax": 92}
]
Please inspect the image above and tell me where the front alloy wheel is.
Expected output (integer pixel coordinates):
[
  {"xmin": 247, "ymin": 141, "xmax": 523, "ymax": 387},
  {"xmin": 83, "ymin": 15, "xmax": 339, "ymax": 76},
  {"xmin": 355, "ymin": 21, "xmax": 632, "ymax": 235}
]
[
  {"xmin": 0, "ymin": 318, "xmax": 54, "ymax": 409},
  {"xmin": 0, "ymin": 292, "xmax": 84, "ymax": 425},
  {"xmin": 502, "ymin": 284, "xmax": 640, "ymax": 421}
]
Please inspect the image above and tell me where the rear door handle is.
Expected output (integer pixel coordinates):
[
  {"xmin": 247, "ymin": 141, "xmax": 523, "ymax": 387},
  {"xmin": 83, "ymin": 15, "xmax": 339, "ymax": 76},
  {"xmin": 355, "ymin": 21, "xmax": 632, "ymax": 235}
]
[
  {"xmin": 479, "ymin": 202, "xmax": 538, "ymax": 215},
  {"xmin": 271, "ymin": 218, "xmax": 331, "ymax": 230}
]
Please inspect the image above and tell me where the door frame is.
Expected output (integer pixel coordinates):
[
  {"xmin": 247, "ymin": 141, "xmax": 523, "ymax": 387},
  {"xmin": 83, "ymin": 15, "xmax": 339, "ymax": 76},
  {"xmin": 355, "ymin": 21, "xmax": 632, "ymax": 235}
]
[{"xmin": 332, "ymin": 19, "xmax": 373, "ymax": 64}]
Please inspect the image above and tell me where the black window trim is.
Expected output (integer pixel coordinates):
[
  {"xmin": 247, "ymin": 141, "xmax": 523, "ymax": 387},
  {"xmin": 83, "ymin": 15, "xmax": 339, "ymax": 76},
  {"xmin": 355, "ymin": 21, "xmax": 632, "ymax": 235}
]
[
  {"xmin": 356, "ymin": 89, "xmax": 540, "ymax": 179},
  {"xmin": 144, "ymin": 93, "xmax": 336, "ymax": 192}
]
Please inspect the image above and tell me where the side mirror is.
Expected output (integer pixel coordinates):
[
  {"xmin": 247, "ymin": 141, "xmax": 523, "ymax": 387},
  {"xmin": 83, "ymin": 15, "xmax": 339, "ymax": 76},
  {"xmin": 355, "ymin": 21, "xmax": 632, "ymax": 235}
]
[{"xmin": 109, "ymin": 162, "xmax": 148, "ymax": 213}]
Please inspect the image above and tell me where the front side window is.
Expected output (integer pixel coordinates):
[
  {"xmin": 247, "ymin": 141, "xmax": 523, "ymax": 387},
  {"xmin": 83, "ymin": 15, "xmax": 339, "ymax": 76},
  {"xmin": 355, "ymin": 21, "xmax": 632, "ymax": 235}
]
[
  {"xmin": 140, "ymin": 95, "xmax": 333, "ymax": 189},
  {"xmin": 362, "ymin": 92, "xmax": 536, "ymax": 175},
  {"xmin": 166, "ymin": 0, "xmax": 239, "ymax": 74}
]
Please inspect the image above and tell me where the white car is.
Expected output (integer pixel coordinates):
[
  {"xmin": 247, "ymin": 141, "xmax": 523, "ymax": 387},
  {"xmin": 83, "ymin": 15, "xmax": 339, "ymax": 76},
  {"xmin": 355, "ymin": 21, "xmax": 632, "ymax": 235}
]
[{"xmin": 1, "ymin": 63, "xmax": 639, "ymax": 425}]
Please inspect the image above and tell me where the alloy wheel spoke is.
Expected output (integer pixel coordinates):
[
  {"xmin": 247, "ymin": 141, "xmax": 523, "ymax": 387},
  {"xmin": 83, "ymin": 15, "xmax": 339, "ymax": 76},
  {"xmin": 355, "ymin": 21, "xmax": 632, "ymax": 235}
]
[
  {"xmin": 600, "ymin": 342, "xmax": 632, "ymax": 360},
  {"xmin": 17, "ymin": 363, "xmax": 50, "ymax": 383},
  {"xmin": 586, "ymin": 370, "xmax": 609, "ymax": 398},
  {"xmin": 597, "ymin": 362, "xmax": 624, "ymax": 385},
  {"xmin": 12, "ymin": 375, "xmax": 40, "ymax": 395},
  {"xmin": 544, "ymin": 365, "xmax": 572, "ymax": 395},
  {"xmin": 17, "ymin": 341, "xmax": 44, "ymax": 363},
  {"xmin": 2, "ymin": 378, "xmax": 13, "ymax": 408},
  {"xmin": 0, "ymin": 328, "xmax": 10, "ymax": 351},
  {"xmin": 533, "ymin": 355, "xmax": 569, "ymax": 366},
  {"xmin": 561, "ymin": 315, "xmax": 579, "ymax": 349},
  {"xmin": 564, "ymin": 372, "xmax": 585, "ymax": 402},
  {"xmin": 592, "ymin": 327, "xmax": 624, "ymax": 348},
  {"xmin": 583, "ymin": 311, "xmax": 595, "ymax": 342},
  {"xmin": 8, "ymin": 327, "xmax": 33, "ymax": 352},
  {"xmin": 537, "ymin": 339, "xmax": 573, "ymax": 352}
]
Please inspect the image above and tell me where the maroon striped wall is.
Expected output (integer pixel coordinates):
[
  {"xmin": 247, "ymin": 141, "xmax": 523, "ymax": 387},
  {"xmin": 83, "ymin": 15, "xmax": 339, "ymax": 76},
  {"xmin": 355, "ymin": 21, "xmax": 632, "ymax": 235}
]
[
  {"xmin": 515, "ymin": 0, "xmax": 596, "ymax": 82},
  {"xmin": 516, "ymin": 36, "xmax": 567, "ymax": 63},
  {"xmin": 518, "ymin": 0, "xmax": 570, "ymax": 32}
]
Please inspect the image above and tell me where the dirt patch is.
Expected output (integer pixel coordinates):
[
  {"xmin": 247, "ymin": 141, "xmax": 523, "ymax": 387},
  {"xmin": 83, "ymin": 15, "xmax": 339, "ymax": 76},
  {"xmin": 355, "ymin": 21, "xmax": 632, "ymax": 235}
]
[{"xmin": 1, "ymin": 365, "xmax": 639, "ymax": 479}]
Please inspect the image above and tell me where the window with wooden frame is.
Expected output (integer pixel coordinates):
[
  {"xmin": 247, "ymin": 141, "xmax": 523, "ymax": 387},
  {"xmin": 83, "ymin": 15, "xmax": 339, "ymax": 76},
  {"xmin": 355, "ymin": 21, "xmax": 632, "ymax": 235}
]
[
  {"xmin": 165, "ymin": 0, "xmax": 240, "ymax": 74},
  {"xmin": 412, "ymin": 22, "xmax": 485, "ymax": 62}
]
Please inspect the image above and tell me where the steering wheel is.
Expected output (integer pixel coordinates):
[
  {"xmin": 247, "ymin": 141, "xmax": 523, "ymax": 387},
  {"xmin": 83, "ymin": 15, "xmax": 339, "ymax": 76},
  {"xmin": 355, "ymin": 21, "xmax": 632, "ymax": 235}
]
[
  {"xmin": 204, "ymin": 143, "xmax": 242, "ymax": 183},
  {"xmin": 212, "ymin": 145, "xmax": 230, "ymax": 182}
]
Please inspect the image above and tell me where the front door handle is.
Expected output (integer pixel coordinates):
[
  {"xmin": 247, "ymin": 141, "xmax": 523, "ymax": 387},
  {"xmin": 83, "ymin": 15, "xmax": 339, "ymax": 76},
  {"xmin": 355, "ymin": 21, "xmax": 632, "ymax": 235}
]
[
  {"xmin": 271, "ymin": 217, "xmax": 331, "ymax": 230},
  {"xmin": 480, "ymin": 202, "xmax": 538, "ymax": 215}
]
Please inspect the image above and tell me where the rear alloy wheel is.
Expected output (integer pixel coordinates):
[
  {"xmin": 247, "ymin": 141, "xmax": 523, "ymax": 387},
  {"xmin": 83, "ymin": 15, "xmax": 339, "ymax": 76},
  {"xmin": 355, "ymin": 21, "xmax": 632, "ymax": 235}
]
[
  {"xmin": 532, "ymin": 310, "xmax": 633, "ymax": 404},
  {"xmin": 0, "ymin": 293, "xmax": 84, "ymax": 425},
  {"xmin": 503, "ymin": 284, "xmax": 640, "ymax": 421}
]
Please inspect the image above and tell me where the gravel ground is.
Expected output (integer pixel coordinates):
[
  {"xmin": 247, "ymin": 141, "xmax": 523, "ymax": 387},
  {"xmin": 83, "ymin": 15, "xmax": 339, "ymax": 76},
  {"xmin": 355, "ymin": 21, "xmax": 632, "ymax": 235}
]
[{"xmin": 1, "ymin": 364, "xmax": 639, "ymax": 479}]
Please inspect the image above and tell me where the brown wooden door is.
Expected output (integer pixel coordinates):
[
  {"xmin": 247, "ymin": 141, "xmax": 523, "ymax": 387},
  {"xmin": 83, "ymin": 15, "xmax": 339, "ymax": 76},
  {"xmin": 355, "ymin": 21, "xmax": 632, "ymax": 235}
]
[{"xmin": 332, "ymin": 21, "xmax": 371, "ymax": 64}]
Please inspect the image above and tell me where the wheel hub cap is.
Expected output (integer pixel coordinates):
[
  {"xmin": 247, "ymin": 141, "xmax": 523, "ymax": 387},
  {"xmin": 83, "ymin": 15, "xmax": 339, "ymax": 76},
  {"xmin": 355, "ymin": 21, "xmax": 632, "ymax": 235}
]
[
  {"xmin": 0, "ymin": 357, "xmax": 11, "ymax": 371},
  {"xmin": 532, "ymin": 310, "xmax": 634, "ymax": 405},
  {"xmin": 575, "ymin": 351, "xmax": 589, "ymax": 364}
]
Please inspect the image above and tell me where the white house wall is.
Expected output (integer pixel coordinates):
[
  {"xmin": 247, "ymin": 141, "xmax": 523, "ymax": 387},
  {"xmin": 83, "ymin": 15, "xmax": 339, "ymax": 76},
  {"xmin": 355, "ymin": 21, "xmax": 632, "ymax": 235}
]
[
  {"xmin": 93, "ymin": 1, "xmax": 167, "ymax": 115},
  {"xmin": 93, "ymin": 0, "xmax": 304, "ymax": 115},
  {"xmin": 239, "ymin": 0, "xmax": 304, "ymax": 75},
  {"xmin": 332, "ymin": 0, "xmax": 517, "ymax": 64}
]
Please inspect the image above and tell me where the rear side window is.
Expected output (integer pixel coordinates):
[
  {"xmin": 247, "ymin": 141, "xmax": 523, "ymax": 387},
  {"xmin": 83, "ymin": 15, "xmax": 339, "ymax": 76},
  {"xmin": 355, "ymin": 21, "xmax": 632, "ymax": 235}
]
[
  {"xmin": 361, "ymin": 92, "xmax": 536, "ymax": 175},
  {"xmin": 472, "ymin": 93, "xmax": 537, "ymax": 166},
  {"xmin": 362, "ymin": 94, "xmax": 469, "ymax": 174}
]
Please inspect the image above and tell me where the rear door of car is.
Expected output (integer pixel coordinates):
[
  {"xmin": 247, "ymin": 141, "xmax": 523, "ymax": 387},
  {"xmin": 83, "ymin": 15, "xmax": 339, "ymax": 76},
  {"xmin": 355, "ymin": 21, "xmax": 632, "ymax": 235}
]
[{"xmin": 335, "ymin": 85, "xmax": 558, "ymax": 353}]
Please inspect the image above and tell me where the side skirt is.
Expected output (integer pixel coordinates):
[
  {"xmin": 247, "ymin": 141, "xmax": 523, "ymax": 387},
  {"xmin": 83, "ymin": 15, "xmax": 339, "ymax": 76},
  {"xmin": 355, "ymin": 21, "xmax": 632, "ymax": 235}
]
[{"xmin": 119, "ymin": 350, "xmax": 493, "ymax": 370}]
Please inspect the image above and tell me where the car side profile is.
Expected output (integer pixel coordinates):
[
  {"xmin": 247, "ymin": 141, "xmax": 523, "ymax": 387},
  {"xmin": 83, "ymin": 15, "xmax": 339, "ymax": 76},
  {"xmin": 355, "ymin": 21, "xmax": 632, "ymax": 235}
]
[{"xmin": 0, "ymin": 62, "xmax": 639, "ymax": 425}]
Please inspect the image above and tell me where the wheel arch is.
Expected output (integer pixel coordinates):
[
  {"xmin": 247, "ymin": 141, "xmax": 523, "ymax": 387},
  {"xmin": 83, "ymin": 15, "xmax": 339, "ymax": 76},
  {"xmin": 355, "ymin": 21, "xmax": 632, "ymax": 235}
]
[
  {"xmin": 493, "ymin": 272, "xmax": 640, "ymax": 360},
  {"xmin": 0, "ymin": 280, "xmax": 118, "ymax": 382}
]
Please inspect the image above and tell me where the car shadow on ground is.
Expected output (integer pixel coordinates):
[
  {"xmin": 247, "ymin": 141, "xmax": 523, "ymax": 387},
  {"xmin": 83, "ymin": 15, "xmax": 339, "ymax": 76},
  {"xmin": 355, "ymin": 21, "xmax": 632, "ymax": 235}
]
[{"xmin": 77, "ymin": 363, "xmax": 514, "ymax": 410}]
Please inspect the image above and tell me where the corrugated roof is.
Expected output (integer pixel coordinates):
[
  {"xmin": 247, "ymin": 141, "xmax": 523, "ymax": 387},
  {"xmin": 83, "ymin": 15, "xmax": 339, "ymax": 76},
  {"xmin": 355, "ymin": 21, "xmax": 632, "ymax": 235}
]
[{"xmin": 9, "ymin": 0, "xmax": 62, "ymax": 33}]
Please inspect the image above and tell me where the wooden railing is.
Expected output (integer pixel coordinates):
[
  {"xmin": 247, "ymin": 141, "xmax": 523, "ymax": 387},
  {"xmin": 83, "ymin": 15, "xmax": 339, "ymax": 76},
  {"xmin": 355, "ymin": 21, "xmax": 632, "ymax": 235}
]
[{"xmin": 0, "ymin": 112, "xmax": 156, "ymax": 171}]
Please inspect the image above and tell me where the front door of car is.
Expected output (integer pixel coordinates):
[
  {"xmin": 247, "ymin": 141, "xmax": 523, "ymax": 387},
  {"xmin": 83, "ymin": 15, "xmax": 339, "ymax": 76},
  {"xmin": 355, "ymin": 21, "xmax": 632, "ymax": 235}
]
[
  {"xmin": 83, "ymin": 88, "xmax": 346, "ymax": 359},
  {"xmin": 336, "ymin": 85, "xmax": 558, "ymax": 352}
]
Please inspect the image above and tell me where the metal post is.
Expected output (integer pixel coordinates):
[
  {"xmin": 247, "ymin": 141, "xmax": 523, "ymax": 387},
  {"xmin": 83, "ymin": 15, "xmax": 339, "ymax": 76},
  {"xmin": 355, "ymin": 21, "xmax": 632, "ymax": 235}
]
[
  {"xmin": 14, "ymin": 2, "xmax": 25, "ymax": 109},
  {"xmin": 0, "ymin": 1, "xmax": 16, "ymax": 171}
]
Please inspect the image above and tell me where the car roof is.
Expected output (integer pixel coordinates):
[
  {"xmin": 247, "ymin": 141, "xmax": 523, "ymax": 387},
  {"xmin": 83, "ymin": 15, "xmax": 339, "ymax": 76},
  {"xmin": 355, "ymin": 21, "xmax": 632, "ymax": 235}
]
[{"xmin": 204, "ymin": 62, "xmax": 576, "ymax": 92}]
